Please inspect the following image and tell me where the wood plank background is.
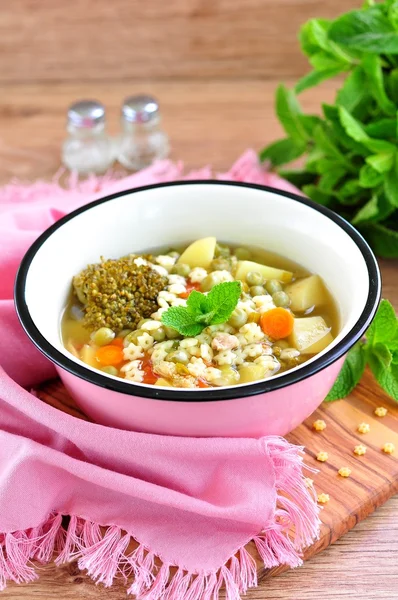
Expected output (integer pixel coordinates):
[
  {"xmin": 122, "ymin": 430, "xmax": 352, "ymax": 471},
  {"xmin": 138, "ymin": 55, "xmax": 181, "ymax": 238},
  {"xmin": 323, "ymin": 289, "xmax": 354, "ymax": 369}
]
[
  {"xmin": 1, "ymin": 0, "xmax": 398, "ymax": 597},
  {"xmin": 1, "ymin": 0, "xmax": 358, "ymax": 82}
]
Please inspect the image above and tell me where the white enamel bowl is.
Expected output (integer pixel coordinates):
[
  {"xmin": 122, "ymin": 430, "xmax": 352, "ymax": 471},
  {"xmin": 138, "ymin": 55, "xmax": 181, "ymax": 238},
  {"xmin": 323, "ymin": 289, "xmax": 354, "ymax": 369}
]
[{"xmin": 15, "ymin": 181, "xmax": 380, "ymax": 437}]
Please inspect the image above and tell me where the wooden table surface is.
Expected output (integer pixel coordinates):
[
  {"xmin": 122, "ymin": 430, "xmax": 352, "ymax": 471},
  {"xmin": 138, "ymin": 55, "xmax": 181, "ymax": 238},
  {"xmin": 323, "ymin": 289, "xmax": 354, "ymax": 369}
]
[{"xmin": 1, "ymin": 79, "xmax": 397, "ymax": 598}]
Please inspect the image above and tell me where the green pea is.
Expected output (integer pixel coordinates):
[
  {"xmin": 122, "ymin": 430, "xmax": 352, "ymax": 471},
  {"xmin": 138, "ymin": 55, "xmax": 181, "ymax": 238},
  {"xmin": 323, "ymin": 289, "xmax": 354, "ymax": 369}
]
[
  {"xmin": 152, "ymin": 326, "xmax": 166, "ymax": 342},
  {"xmin": 250, "ymin": 285, "xmax": 266, "ymax": 297},
  {"xmin": 138, "ymin": 318, "xmax": 151, "ymax": 329},
  {"xmin": 171, "ymin": 263, "xmax": 191, "ymax": 277},
  {"xmin": 210, "ymin": 257, "xmax": 232, "ymax": 272},
  {"xmin": 246, "ymin": 271, "xmax": 264, "ymax": 286},
  {"xmin": 241, "ymin": 281, "xmax": 250, "ymax": 294},
  {"xmin": 164, "ymin": 326, "xmax": 181, "ymax": 339},
  {"xmin": 265, "ymin": 279, "xmax": 282, "ymax": 295},
  {"xmin": 166, "ymin": 350, "xmax": 189, "ymax": 364},
  {"xmin": 117, "ymin": 329, "xmax": 132, "ymax": 339},
  {"xmin": 214, "ymin": 243, "xmax": 231, "ymax": 258},
  {"xmin": 247, "ymin": 312, "xmax": 261, "ymax": 324},
  {"xmin": 274, "ymin": 339, "xmax": 289, "ymax": 350},
  {"xmin": 200, "ymin": 273, "xmax": 219, "ymax": 292},
  {"xmin": 92, "ymin": 327, "xmax": 115, "ymax": 346},
  {"xmin": 228, "ymin": 308, "xmax": 248, "ymax": 329},
  {"xmin": 101, "ymin": 365, "xmax": 119, "ymax": 376},
  {"xmin": 124, "ymin": 329, "xmax": 144, "ymax": 347},
  {"xmin": 234, "ymin": 247, "xmax": 252, "ymax": 261},
  {"xmin": 168, "ymin": 251, "xmax": 180, "ymax": 259},
  {"xmin": 272, "ymin": 291, "xmax": 291, "ymax": 307}
]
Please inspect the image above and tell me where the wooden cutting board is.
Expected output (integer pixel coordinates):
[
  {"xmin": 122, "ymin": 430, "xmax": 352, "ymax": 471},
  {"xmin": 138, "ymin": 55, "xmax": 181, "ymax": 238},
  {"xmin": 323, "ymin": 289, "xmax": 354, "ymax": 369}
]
[{"xmin": 33, "ymin": 367, "xmax": 398, "ymax": 586}]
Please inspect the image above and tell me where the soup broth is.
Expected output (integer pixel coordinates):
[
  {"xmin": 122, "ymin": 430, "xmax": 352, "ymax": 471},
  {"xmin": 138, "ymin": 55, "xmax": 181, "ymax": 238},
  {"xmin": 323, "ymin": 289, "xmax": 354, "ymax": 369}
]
[{"xmin": 61, "ymin": 238, "xmax": 339, "ymax": 389}]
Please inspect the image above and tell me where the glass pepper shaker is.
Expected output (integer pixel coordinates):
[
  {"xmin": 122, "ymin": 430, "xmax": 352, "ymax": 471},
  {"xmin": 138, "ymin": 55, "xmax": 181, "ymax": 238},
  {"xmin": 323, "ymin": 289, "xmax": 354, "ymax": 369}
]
[
  {"xmin": 117, "ymin": 95, "xmax": 169, "ymax": 170},
  {"xmin": 62, "ymin": 100, "xmax": 114, "ymax": 175}
]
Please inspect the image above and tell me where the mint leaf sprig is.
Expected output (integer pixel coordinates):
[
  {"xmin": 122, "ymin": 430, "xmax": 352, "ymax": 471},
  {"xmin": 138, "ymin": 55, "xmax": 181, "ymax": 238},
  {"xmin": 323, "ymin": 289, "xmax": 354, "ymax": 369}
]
[
  {"xmin": 161, "ymin": 281, "xmax": 242, "ymax": 337},
  {"xmin": 258, "ymin": 1, "xmax": 398, "ymax": 258},
  {"xmin": 326, "ymin": 299, "xmax": 398, "ymax": 401}
]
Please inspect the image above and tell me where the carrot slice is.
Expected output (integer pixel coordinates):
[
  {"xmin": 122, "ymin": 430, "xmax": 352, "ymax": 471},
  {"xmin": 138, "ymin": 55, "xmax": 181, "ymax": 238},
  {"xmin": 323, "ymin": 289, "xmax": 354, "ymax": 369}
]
[
  {"xmin": 179, "ymin": 281, "xmax": 201, "ymax": 299},
  {"xmin": 197, "ymin": 378, "xmax": 210, "ymax": 388},
  {"xmin": 95, "ymin": 345, "xmax": 124, "ymax": 366},
  {"xmin": 260, "ymin": 308, "xmax": 294, "ymax": 340},
  {"xmin": 111, "ymin": 337, "xmax": 124, "ymax": 348},
  {"xmin": 142, "ymin": 356, "xmax": 158, "ymax": 385}
]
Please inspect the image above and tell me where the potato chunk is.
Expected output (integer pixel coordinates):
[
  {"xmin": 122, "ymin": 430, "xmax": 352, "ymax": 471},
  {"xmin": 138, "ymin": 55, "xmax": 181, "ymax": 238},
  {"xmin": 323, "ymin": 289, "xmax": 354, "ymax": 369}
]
[
  {"xmin": 238, "ymin": 363, "xmax": 267, "ymax": 383},
  {"xmin": 80, "ymin": 344, "xmax": 99, "ymax": 367},
  {"xmin": 177, "ymin": 237, "xmax": 216, "ymax": 269},
  {"xmin": 286, "ymin": 275, "xmax": 328, "ymax": 312},
  {"xmin": 289, "ymin": 316, "xmax": 333, "ymax": 354},
  {"xmin": 235, "ymin": 260, "xmax": 293, "ymax": 283}
]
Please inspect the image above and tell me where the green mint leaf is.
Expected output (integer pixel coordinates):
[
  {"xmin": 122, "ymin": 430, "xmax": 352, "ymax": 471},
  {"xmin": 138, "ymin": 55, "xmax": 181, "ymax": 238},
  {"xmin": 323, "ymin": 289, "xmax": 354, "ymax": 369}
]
[
  {"xmin": 366, "ymin": 152, "xmax": 395, "ymax": 173},
  {"xmin": 299, "ymin": 19, "xmax": 332, "ymax": 56},
  {"xmin": 299, "ymin": 114, "xmax": 323, "ymax": 136},
  {"xmin": 384, "ymin": 160, "xmax": 398, "ymax": 207},
  {"xmin": 388, "ymin": 1, "xmax": 398, "ymax": 30},
  {"xmin": 278, "ymin": 169, "xmax": 315, "ymax": 188},
  {"xmin": 338, "ymin": 106, "xmax": 396, "ymax": 153},
  {"xmin": 362, "ymin": 54, "xmax": 396, "ymax": 116},
  {"xmin": 311, "ymin": 157, "xmax": 344, "ymax": 175},
  {"xmin": 369, "ymin": 352, "xmax": 398, "ymax": 401},
  {"xmin": 318, "ymin": 168, "xmax": 347, "ymax": 193},
  {"xmin": 352, "ymin": 194, "xmax": 380, "ymax": 225},
  {"xmin": 205, "ymin": 281, "xmax": 242, "ymax": 325},
  {"xmin": 388, "ymin": 70, "xmax": 398, "ymax": 104},
  {"xmin": 359, "ymin": 164, "xmax": 384, "ymax": 188},
  {"xmin": 360, "ymin": 223, "xmax": 398, "ymax": 258},
  {"xmin": 161, "ymin": 281, "xmax": 242, "ymax": 335},
  {"xmin": 186, "ymin": 290, "xmax": 209, "ymax": 315},
  {"xmin": 195, "ymin": 311, "xmax": 216, "ymax": 324},
  {"xmin": 364, "ymin": 139, "xmax": 397, "ymax": 154},
  {"xmin": 328, "ymin": 8, "xmax": 398, "ymax": 54},
  {"xmin": 161, "ymin": 306, "xmax": 203, "ymax": 337},
  {"xmin": 295, "ymin": 68, "xmax": 344, "ymax": 94},
  {"xmin": 373, "ymin": 343, "xmax": 393, "ymax": 369},
  {"xmin": 276, "ymin": 85, "xmax": 309, "ymax": 144},
  {"xmin": 325, "ymin": 342, "xmax": 366, "ymax": 401},
  {"xmin": 259, "ymin": 138, "xmax": 306, "ymax": 166},
  {"xmin": 336, "ymin": 179, "xmax": 365, "ymax": 205},
  {"xmin": 302, "ymin": 185, "xmax": 334, "ymax": 207},
  {"xmin": 338, "ymin": 106, "xmax": 369, "ymax": 143},
  {"xmin": 352, "ymin": 193, "xmax": 395, "ymax": 225},
  {"xmin": 364, "ymin": 118, "xmax": 397, "ymax": 139},
  {"xmin": 312, "ymin": 124, "xmax": 346, "ymax": 162},
  {"xmin": 336, "ymin": 66, "xmax": 368, "ymax": 112},
  {"xmin": 309, "ymin": 51, "xmax": 348, "ymax": 71},
  {"xmin": 323, "ymin": 103, "xmax": 370, "ymax": 156},
  {"xmin": 366, "ymin": 299, "xmax": 398, "ymax": 347}
]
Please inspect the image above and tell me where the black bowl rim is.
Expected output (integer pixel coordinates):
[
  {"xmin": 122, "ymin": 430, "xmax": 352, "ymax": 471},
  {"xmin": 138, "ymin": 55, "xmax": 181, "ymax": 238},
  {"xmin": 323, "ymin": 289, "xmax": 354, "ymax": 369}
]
[{"xmin": 15, "ymin": 179, "xmax": 381, "ymax": 403}]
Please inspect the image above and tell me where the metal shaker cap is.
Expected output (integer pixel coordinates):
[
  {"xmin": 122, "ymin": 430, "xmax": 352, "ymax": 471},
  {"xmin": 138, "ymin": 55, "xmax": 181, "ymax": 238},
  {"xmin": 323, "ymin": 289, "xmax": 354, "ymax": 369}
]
[
  {"xmin": 67, "ymin": 100, "xmax": 106, "ymax": 128},
  {"xmin": 121, "ymin": 95, "xmax": 159, "ymax": 123}
]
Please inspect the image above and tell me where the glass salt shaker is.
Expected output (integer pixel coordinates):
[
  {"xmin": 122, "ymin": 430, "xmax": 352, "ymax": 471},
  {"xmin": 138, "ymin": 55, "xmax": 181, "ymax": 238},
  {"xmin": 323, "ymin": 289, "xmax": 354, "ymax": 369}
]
[
  {"xmin": 117, "ymin": 95, "xmax": 169, "ymax": 170},
  {"xmin": 62, "ymin": 100, "xmax": 114, "ymax": 174}
]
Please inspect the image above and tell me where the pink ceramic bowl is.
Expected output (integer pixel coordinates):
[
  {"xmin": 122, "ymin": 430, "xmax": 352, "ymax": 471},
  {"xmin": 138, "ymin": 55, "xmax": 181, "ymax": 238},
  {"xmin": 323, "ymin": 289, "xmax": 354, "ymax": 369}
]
[{"xmin": 15, "ymin": 181, "xmax": 380, "ymax": 437}]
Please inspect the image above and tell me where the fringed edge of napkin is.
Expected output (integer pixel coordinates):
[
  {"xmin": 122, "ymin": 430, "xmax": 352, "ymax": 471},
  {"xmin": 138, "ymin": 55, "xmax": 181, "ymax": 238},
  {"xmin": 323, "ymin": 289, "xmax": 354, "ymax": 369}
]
[{"xmin": 0, "ymin": 438, "xmax": 320, "ymax": 599}]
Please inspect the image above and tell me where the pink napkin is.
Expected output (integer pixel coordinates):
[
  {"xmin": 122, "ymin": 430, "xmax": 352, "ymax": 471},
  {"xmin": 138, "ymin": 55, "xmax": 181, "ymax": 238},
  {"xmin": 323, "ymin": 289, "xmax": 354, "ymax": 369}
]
[{"xmin": 0, "ymin": 151, "xmax": 318, "ymax": 598}]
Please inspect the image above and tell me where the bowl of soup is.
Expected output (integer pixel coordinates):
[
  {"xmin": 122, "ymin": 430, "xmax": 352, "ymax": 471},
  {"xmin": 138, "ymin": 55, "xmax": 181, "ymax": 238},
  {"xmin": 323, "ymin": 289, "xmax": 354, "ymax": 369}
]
[{"xmin": 15, "ymin": 181, "xmax": 380, "ymax": 437}]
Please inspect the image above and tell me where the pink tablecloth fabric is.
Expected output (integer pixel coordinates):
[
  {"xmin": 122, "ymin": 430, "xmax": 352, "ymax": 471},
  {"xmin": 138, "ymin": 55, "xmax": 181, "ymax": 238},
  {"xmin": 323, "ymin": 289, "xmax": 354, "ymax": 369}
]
[{"xmin": 0, "ymin": 151, "xmax": 319, "ymax": 599}]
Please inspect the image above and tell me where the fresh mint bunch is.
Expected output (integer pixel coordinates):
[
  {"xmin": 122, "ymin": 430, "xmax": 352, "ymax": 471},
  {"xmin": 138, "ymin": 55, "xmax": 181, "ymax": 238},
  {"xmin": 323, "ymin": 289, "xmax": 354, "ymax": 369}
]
[
  {"xmin": 161, "ymin": 281, "xmax": 241, "ymax": 337},
  {"xmin": 259, "ymin": 1, "xmax": 398, "ymax": 258},
  {"xmin": 326, "ymin": 299, "xmax": 398, "ymax": 401}
]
